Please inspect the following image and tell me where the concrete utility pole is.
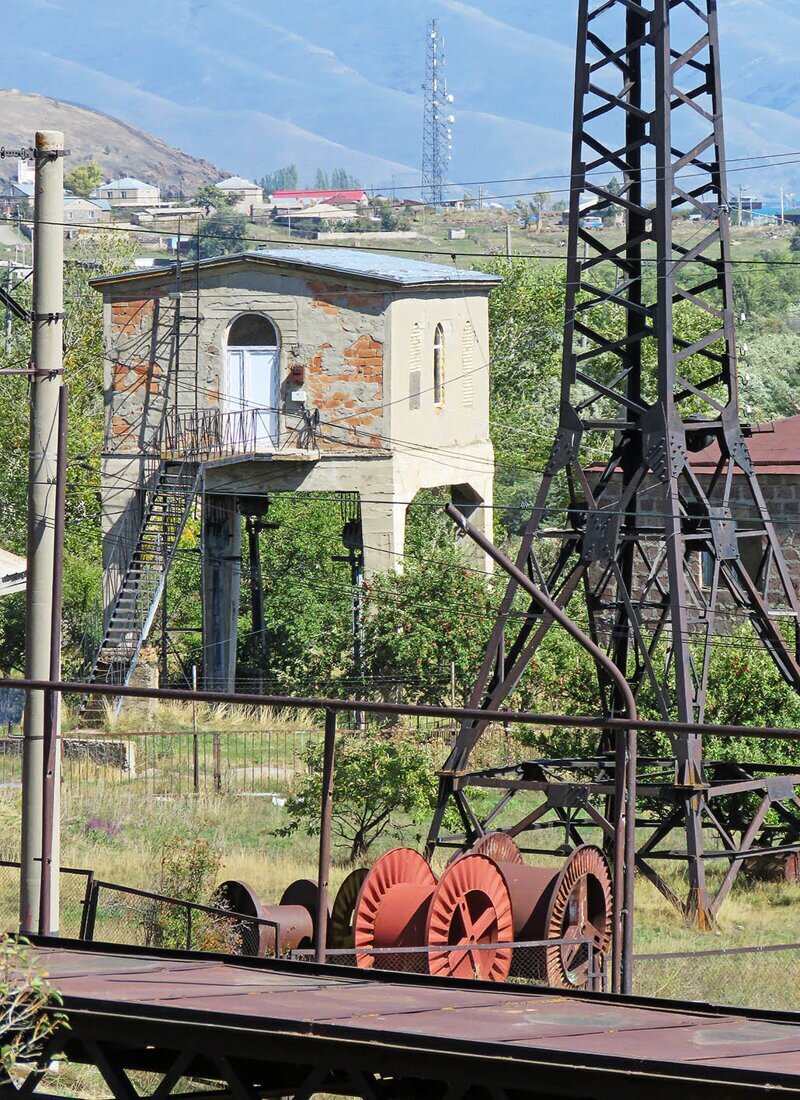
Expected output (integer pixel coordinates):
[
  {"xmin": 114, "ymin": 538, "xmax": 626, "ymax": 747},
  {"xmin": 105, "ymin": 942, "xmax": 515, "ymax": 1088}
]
[
  {"xmin": 19, "ymin": 130, "xmax": 65, "ymax": 935},
  {"xmin": 505, "ymin": 222, "xmax": 512, "ymax": 259}
]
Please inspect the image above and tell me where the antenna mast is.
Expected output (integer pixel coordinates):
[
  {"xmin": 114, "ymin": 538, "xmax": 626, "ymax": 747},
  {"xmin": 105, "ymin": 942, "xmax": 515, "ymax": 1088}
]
[{"xmin": 421, "ymin": 19, "xmax": 454, "ymax": 209}]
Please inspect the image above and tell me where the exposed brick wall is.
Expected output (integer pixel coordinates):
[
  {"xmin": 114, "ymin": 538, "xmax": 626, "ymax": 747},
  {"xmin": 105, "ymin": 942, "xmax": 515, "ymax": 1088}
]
[
  {"xmin": 302, "ymin": 333, "xmax": 384, "ymax": 450},
  {"xmin": 112, "ymin": 359, "xmax": 162, "ymax": 397},
  {"xmin": 111, "ymin": 298, "xmax": 155, "ymax": 336}
]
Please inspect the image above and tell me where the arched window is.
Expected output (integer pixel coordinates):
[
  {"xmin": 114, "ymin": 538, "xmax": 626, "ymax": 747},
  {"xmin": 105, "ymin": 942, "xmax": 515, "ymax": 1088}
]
[
  {"xmin": 227, "ymin": 313, "xmax": 279, "ymax": 348},
  {"xmin": 433, "ymin": 323, "xmax": 445, "ymax": 406}
]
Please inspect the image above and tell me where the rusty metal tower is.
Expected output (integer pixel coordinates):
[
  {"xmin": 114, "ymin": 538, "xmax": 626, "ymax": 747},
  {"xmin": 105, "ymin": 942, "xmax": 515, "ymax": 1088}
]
[{"xmin": 428, "ymin": 0, "xmax": 800, "ymax": 925}]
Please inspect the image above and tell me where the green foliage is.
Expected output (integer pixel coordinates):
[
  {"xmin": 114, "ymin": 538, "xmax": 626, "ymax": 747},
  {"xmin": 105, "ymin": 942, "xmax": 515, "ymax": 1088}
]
[
  {"xmin": 362, "ymin": 499, "xmax": 492, "ymax": 704},
  {"xmin": 140, "ymin": 837, "xmax": 226, "ymax": 951},
  {"xmin": 192, "ymin": 209, "xmax": 249, "ymax": 259},
  {"xmin": 279, "ymin": 734, "xmax": 441, "ymax": 862},
  {"xmin": 194, "ymin": 183, "xmax": 235, "ymax": 212},
  {"xmin": 1, "ymin": 936, "xmax": 64, "ymax": 1073},
  {"xmin": 260, "ymin": 165, "xmax": 299, "ymax": 194},
  {"xmin": 741, "ymin": 331, "xmax": 800, "ymax": 419},
  {"xmin": 330, "ymin": 168, "xmax": 361, "ymax": 190},
  {"xmin": 64, "ymin": 161, "xmax": 103, "ymax": 198},
  {"xmin": 314, "ymin": 168, "xmax": 329, "ymax": 190},
  {"xmin": 0, "ymin": 233, "xmax": 136, "ymax": 674}
]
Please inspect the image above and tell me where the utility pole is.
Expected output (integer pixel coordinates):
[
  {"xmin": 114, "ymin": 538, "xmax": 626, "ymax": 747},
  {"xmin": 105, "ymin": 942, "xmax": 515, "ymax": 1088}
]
[
  {"xmin": 505, "ymin": 222, "xmax": 512, "ymax": 259},
  {"xmin": 738, "ymin": 184, "xmax": 744, "ymax": 228},
  {"xmin": 20, "ymin": 130, "xmax": 65, "ymax": 935}
]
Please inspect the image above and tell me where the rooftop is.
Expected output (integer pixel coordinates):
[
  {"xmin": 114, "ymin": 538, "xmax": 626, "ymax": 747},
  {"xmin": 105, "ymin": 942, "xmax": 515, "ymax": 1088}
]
[
  {"xmin": 691, "ymin": 413, "xmax": 800, "ymax": 475},
  {"xmin": 91, "ymin": 247, "xmax": 502, "ymax": 291},
  {"xmin": 218, "ymin": 176, "xmax": 260, "ymax": 190},
  {"xmin": 272, "ymin": 189, "xmax": 367, "ymax": 201},
  {"xmin": 99, "ymin": 177, "xmax": 156, "ymax": 191}
]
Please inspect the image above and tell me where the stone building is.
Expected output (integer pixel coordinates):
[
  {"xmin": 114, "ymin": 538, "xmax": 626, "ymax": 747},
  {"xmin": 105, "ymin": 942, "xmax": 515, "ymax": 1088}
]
[{"xmin": 90, "ymin": 248, "xmax": 499, "ymax": 692}]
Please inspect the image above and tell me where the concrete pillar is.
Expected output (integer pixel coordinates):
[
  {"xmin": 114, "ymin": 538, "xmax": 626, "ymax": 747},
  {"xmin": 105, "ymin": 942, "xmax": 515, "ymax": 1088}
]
[
  {"xmin": 202, "ymin": 495, "xmax": 242, "ymax": 692},
  {"xmin": 452, "ymin": 482, "xmax": 494, "ymax": 575},
  {"xmin": 360, "ymin": 492, "xmax": 406, "ymax": 575}
]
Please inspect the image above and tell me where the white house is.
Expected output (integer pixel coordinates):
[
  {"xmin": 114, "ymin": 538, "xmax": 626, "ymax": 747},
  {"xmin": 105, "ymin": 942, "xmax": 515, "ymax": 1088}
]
[
  {"xmin": 92, "ymin": 177, "xmax": 160, "ymax": 209},
  {"xmin": 216, "ymin": 176, "xmax": 264, "ymax": 215}
]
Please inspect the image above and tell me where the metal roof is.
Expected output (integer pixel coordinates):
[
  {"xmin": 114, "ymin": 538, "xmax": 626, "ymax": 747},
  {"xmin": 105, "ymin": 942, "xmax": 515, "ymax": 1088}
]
[
  {"xmin": 100, "ymin": 177, "xmax": 156, "ymax": 190},
  {"xmin": 218, "ymin": 176, "xmax": 260, "ymax": 190},
  {"xmin": 0, "ymin": 546, "xmax": 26, "ymax": 596},
  {"xmin": 692, "ymin": 414, "xmax": 800, "ymax": 475},
  {"xmin": 91, "ymin": 247, "xmax": 502, "ymax": 291}
]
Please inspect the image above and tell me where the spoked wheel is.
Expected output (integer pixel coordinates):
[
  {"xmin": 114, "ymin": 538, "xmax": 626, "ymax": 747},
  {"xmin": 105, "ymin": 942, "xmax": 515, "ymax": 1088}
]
[
  {"xmin": 426, "ymin": 854, "xmax": 514, "ymax": 982},
  {"xmin": 544, "ymin": 846, "xmax": 612, "ymax": 988}
]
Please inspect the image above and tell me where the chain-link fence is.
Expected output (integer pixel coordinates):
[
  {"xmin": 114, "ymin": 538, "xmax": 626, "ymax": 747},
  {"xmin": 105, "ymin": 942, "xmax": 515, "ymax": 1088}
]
[
  {"xmin": 290, "ymin": 940, "xmax": 605, "ymax": 991},
  {"xmin": 633, "ymin": 943, "xmax": 800, "ymax": 1010},
  {"xmin": 0, "ymin": 858, "xmax": 94, "ymax": 938}
]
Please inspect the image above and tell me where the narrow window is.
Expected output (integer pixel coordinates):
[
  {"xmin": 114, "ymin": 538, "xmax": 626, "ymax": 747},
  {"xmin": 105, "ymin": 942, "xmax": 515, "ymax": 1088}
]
[{"xmin": 433, "ymin": 323, "xmax": 445, "ymax": 406}]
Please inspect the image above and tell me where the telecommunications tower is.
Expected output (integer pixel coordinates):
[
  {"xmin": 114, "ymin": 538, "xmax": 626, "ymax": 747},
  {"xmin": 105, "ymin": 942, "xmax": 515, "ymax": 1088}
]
[{"xmin": 421, "ymin": 19, "xmax": 455, "ymax": 208}]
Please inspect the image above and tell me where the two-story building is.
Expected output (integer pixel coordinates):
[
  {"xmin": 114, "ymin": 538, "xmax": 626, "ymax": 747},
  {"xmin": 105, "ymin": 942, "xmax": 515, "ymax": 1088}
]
[
  {"xmin": 91, "ymin": 248, "xmax": 499, "ymax": 693},
  {"xmin": 92, "ymin": 177, "xmax": 160, "ymax": 209}
]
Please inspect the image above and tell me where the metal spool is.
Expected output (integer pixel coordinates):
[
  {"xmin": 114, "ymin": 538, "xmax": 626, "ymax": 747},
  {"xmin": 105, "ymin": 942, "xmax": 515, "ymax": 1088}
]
[
  {"xmin": 471, "ymin": 832, "xmax": 523, "ymax": 865},
  {"xmin": 424, "ymin": 846, "xmax": 613, "ymax": 988},
  {"xmin": 212, "ymin": 880, "xmax": 265, "ymax": 956},
  {"xmin": 280, "ymin": 878, "xmax": 329, "ymax": 948},
  {"xmin": 353, "ymin": 848, "xmax": 437, "ymax": 971},
  {"xmin": 426, "ymin": 853, "xmax": 514, "ymax": 982},
  {"xmin": 328, "ymin": 868, "xmax": 368, "ymax": 949},
  {"xmin": 213, "ymin": 880, "xmax": 314, "ymax": 957},
  {"xmin": 540, "ymin": 845, "xmax": 613, "ymax": 988}
]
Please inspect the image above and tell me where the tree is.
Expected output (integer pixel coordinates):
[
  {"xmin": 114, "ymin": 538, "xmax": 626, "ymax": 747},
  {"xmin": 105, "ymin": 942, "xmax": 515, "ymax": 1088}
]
[
  {"xmin": 64, "ymin": 161, "xmax": 103, "ymax": 198},
  {"xmin": 191, "ymin": 209, "xmax": 249, "ymax": 259},
  {"xmin": 314, "ymin": 168, "xmax": 330, "ymax": 190},
  {"xmin": 330, "ymin": 168, "xmax": 361, "ymax": 191},
  {"xmin": 532, "ymin": 190, "xmax": 551, "ymax": 233},
  {"xmin": 260, "ymin": 165, "xmax": 299, "ymax": 195},
  {"xmin": 514, "ymin": 199, "xmax": 537, "ymax": 231},
  {"xmin": 194, "ymin": 183, "xmax": 235, "ymax": 213},
  {"xmin": 279, "ymin": 735, "xmax": 441, "ymax": 862},
  {"xmin": 791, "ymin": 227, "xmax": 800, "ymax": 253}
]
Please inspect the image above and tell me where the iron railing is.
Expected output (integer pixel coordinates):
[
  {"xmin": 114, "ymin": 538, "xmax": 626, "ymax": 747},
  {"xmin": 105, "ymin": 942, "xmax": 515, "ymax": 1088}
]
[{"xmin": 162, "ymin": 407, "xmax": 280, "ymax": 461}]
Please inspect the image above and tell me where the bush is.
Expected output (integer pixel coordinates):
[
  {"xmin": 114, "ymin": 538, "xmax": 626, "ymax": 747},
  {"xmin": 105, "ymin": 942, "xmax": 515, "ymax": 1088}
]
[
  {"xmin": 139, "ymin": 837, "xmax": 232, "ymax": 952},
  {"xmin": 279, "ymin": 734, "xmax": 441, "ymax": 862},
  {"xmin": 0, "ymin": 936, "xmax": 63, "ymax": 1073}
]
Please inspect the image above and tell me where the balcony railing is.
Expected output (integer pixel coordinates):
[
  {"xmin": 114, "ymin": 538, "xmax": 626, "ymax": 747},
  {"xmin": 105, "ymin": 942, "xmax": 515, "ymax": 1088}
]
[{"xmin": 162, "ymin": 408, "xmax": 281, "ymax": 461}]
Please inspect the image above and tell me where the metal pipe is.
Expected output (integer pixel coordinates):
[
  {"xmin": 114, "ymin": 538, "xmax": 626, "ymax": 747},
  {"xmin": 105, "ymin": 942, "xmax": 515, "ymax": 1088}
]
[
  {"xmin": 315, "ymin": 708, "xmax": 336, "ymax": 964},
  {"xmin": 39, "ymin": 384, "xmax": 68, "ymax": 936},
  {"xmin": 444, "ymin": 503, "xmax": 638, "ymax": 995},
  {"xmin": 2, "ymin": 675, "xmax": 797, "ymax": 743}
]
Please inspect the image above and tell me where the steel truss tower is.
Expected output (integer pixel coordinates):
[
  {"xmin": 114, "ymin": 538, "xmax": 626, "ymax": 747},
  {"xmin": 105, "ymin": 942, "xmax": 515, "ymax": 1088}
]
[
  {"xmin": 427, "ymin": 0, "xmax": 800, "ymax": 925},
  {"xmin": 421, "ymin": 20, "xmax": 453, "ymax": 209}
]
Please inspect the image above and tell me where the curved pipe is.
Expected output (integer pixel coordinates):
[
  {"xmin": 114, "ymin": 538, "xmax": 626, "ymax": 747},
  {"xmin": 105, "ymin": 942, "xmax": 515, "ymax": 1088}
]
[{"xmin": 445, "ymin": 503, "xmax": 637, "ymax": 994}]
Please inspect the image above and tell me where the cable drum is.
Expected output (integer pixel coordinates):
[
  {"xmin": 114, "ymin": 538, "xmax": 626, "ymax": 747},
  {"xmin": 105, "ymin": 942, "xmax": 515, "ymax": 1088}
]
[{"xmin": 353, "ymin": 848, "xmax": 437, "ymax": 972}]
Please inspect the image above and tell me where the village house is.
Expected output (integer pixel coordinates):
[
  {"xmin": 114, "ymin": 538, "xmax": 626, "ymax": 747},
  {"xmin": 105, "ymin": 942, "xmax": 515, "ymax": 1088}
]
[
  {"xmin": 216, "ymin": 176, "xmax": 265, "ymax": 215},
  {"xmin": 92, "ymin": 176, "xmax": 160, "ymax": 209},
  {"xmin": 270, "ymin": 188, "xmax": 369, "ymax": 212},
  {"xmin": 91, "ymin": 247, "xmax": 499, "ymax": 691}
]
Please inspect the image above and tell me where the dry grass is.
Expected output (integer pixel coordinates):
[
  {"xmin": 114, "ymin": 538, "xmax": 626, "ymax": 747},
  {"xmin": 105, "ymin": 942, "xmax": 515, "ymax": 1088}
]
[{"xmin": 2, "ymin": 774, "xmax": 800, "ymax": 1012}]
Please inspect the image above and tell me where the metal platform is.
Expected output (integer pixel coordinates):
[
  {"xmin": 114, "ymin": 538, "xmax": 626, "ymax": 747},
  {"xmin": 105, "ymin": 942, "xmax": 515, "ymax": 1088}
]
[{"xmin": 7, "ymin": 939, "xmax": 800, "ymax": 1099}]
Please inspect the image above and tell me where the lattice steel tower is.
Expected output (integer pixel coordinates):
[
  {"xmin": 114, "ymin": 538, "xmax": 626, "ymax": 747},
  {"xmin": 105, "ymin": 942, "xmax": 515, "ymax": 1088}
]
[
  {"xmin": 421, "ymin": 19, "xmax": 454, "ymax": 208},
  {"xmin": 428, "ymin": 0, "xmax": 800, "ymax": 926}
]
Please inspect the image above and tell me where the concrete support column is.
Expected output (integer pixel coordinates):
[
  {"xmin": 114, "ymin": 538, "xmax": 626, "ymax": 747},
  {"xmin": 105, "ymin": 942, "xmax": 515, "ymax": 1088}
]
[
  {"xmin": 202, "ymin": 495, "xmax": 242, "ymax": 692},
  {"xmin": 360, "ymin": 492, "xmax": 406, "ymax": 575},
  {"xmin": 452, "ymin": 481, "xmax": 494, "ymax": 575}
]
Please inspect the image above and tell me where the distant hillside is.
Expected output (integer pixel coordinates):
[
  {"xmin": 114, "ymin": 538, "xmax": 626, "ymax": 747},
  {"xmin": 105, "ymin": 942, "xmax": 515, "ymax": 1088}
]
[{"xmin": 0, "ymin": 90, "xmax": 227, "ymax": 194}]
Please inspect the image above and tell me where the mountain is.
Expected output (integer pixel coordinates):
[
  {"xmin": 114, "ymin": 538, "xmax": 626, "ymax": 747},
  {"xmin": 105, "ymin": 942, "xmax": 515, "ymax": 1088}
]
[
  {"xmin": 0, "ymin": 90, "xmax": 226, "ymax": 193},
  {"xmin": 4, "ymin": 1, "xmax": 800, "ymax": 198}
]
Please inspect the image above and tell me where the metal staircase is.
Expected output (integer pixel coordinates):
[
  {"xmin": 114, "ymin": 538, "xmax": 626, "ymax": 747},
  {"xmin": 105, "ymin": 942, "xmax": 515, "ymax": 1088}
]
[{"xmin": 81, "ymin": 459, "xmax": 201, "ymax": 719}]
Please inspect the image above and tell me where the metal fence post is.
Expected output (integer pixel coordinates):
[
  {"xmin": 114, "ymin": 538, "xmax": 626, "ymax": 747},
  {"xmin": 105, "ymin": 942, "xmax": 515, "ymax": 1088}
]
[{"xmin": 315, "ymin": 708, "xmax": 337, "ymax": 964}]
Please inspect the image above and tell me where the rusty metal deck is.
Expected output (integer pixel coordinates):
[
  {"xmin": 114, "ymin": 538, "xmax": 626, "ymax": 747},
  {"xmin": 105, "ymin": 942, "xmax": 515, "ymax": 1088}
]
[{"xmin": 14, "ymin": 939, "xmax": 800, "ymax": 1099}]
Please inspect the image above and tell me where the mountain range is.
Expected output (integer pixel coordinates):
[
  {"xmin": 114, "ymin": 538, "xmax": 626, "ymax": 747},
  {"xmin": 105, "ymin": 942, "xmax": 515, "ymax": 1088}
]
[{"xmin": 5, "ymin": 0, "xmax": 800, "ymax": 199}]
